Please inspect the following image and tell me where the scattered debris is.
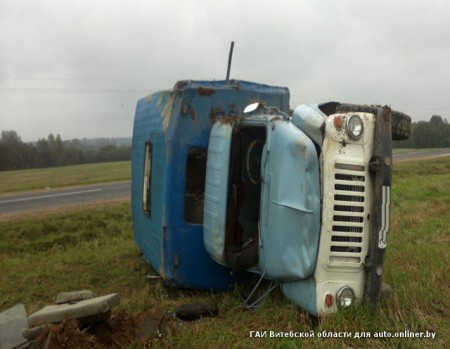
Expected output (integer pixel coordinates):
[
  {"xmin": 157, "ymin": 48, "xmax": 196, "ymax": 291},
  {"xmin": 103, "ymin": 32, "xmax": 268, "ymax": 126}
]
[
  {"xmin": 22, "ymin": 325, "xmax": 48, "ymax": 341},
  {"xmin": 145, "ymin": 274, "xmax": 161, "ymax": 280},
  {"xmin": 136, "ymin": 308, "xmax": 175, "ymax": 341},
  {"xmin": 0, "ymin": 304, "xmax": 28, "ymax": 349},
  {"xmin": 29, "ymin": 312, "xmax": 135, "ymax": 349},
  {"xmin": 380, "ymin": 282, "xmax": 394, "ymax": 299},
  {"xmin": 55, "ymin": 290, "xmax": 96, "ymax": 304},
  {"xmin": 175, "ymin": 302, "xmax": 219, "ymax": 321},
  {"xmin": 1, "ymin": 289, "xmax": 220, "ymax": 348},
  {"xmin": 28, "ymin": 293, "xmax": 120, "ymax": 328}
]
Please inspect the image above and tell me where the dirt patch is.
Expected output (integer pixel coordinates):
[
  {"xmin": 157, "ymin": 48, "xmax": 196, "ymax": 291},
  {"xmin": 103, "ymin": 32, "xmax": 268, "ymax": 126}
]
[
  {"xmin": 30, "ymin": 311, "xmax": 136, "ymax": 348},
  {"xmin": 28, "ymin": 309, "xmax": 182, "ymax": 348}
]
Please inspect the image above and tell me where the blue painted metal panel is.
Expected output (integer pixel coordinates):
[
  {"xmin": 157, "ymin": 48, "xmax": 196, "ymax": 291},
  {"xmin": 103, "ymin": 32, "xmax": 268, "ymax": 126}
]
[
  {"xmin": 291, "ymin": 104, "xmax": 327, "ymax": 147},
  {"xmin": 259, "ymin": 121, "xmax": 321, "ymax": 281},
  {"xmin": 281, "ymin": 278, "xmax": 318, "ymax": 316},
  {"xmin": 132, "ymin": 91, "xmax": 170, "ymax": 275},
  {"xmin": 132, "ymin": 80, "xmax": 290, "ymax": 290}
]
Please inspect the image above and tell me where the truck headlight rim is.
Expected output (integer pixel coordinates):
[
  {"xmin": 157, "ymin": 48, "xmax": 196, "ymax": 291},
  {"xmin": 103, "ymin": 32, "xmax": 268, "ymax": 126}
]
[
  {"xmin": 336, "ymin": 286, "xmax": 355, "ymax": 308},
  {"xmin": 346, "ymin": 114, "xmax": 364, "ymax": 140}
]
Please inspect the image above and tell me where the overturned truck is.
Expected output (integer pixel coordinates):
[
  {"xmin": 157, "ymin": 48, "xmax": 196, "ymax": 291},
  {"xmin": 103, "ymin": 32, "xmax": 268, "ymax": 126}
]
[{"xmin": 131, "ymin": 80, "xmax": 410, "ymax": 316}]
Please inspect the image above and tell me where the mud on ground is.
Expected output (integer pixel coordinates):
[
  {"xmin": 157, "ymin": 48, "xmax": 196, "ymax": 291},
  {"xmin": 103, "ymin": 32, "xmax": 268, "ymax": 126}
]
[{"xmin": 28, "ymin": 308, "xmax": 180, "ymax": 348}]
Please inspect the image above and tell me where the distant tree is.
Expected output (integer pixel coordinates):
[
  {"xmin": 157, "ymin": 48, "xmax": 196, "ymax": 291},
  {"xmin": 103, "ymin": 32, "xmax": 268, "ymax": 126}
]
[
  {"xmin": 63, "ymin": 145, "xmax": 85, "ymax": 165},
  {"xmin": 21, "ymin": 142, "xmax": 39, "ymax": 168},
  {"xmin": 410, "ymin": 121, "xmax": 428, "ymax": 148},
  {"xmin": 0, "ymin": 130, "xmax": 25, "ymax": 170},
  {"xmin": 36, "ymin": 138, "xmax": 52, "ymax": 167},
  {"xmin": 429, "ymin": 115, "xmax": 450, "ymax": 147},
  {"xmin": 98, "ymin": 145, "xmax": 118, "ymax": 162},
  {"xmin": 0, "ymin": 130, "xmax": 131, "ymax": 171},
  {"xmin": 53, "ymin": 134, "xmax": 65, "ymax": 166},
  {"xmin": 394, "ymin": 114, "xmax": 450, "ymax": 149}
]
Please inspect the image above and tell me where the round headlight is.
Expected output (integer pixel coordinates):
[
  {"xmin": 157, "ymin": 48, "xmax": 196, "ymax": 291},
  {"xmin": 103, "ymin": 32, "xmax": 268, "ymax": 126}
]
[
  {"xmin": 336, "ymin": 286, "xmax": 355, "ymax": 308},
  {"xmin": 346, "ymin": 115, "xmax": 364, "ymax": 140}
]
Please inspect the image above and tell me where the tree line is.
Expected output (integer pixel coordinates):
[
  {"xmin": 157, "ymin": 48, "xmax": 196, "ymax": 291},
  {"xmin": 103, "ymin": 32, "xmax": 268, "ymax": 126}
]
[
  {"xmin": 0, "ymin": 131, "xmax": 131, "ymax": 171},
  {"xmin": 394, "ymin": 115, "xmax": 450, "ymax": 148},
  {"xmin": 1, "ymin": 115, "xmax": 448, "ymax": 171}
]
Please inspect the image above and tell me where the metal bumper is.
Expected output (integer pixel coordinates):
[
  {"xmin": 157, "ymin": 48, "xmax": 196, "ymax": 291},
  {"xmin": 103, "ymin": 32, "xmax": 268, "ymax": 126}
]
[{"xmin": 364, "ymin": 106, "xmax": 392, "ymax": 307}]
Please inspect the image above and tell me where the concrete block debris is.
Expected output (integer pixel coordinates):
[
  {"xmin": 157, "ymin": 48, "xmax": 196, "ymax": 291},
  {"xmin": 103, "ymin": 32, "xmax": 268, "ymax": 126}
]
[
  {"xmin": 0, "ymin": 303, "xmax": 28, "ymax": 349},
  {"xmin": 28, "ymin": 293, "xmax": 120, "ymax": 327},
  {"xmin": 55, "ymin": 289, "xmax": 96, "ymax": 304}
]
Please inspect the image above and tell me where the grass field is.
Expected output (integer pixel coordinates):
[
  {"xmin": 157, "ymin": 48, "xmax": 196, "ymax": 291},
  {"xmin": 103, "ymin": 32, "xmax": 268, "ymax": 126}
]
[
  {"xmin": 392, "ymin": 148, "xmax": 449, "ymax": 155},
  {"xmin": 0, "ymin": 158, "xmax": 449, "ymax": 348},
  {"xmin": 0, "ymin": 161, "xmax": 131, "ymax": 194}
]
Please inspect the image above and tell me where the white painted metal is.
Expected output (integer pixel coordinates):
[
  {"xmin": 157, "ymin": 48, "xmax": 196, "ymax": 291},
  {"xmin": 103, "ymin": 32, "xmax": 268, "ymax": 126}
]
[{"xmin": 314, "ymin": 112, "xmax": 376, "ymax": 315}]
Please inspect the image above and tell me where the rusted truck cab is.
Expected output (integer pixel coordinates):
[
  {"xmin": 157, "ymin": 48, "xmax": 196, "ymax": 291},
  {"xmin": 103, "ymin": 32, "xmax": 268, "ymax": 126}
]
[{"xmin": 131, "ymin": 80, "xmax": 410, "ymax": 316}]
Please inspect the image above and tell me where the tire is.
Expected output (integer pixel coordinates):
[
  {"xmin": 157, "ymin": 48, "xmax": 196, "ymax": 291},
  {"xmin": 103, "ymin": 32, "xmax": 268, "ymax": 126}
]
[
  {"xmin": 175, "ymin": 302, "xmax": 219, "ymax": 321},
  {"xmin": 390, "ymin": 110, "xmax": 411, "ymax": 140},
  {"xmin": 335, "ymin": 104, "xmax": 411, "ymax": 140}
]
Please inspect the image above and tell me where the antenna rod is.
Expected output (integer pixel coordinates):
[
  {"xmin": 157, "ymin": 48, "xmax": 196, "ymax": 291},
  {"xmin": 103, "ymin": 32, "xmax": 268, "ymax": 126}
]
[{"xmin": 226, "ymin": 41, "xmax": 235, "ymax": 80}]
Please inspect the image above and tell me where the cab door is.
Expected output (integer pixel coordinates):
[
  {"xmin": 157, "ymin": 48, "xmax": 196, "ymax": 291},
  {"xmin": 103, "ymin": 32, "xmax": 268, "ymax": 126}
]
[
  {"xmin": 259, "ymin": 121, "xmax": 321, "ymax": 281},
  {"xmin": 203, "ymin": 122, "xmax": 233, "ymax": 265}
]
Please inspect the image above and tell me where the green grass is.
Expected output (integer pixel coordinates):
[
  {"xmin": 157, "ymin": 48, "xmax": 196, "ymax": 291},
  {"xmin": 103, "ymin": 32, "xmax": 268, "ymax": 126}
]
[
  {"xmin": 0, "ymin": 161, "xmax": 131, "ymax": 194},
  {"xmin": 393, "ymin": 147, "xmax": 449, "ymax": 155},
  {"xmin": 0, "ymin": 158, "xmax": 449, "ymax": 348},
  {"xmin": 0, "ymin": 203, "xmax": 147, "ymax": 314}
]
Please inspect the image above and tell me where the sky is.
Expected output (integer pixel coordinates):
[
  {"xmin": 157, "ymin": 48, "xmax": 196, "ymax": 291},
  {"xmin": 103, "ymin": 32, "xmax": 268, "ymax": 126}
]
[{"xmin": 1, "ymin": 0, "xmax": 449, "ymax": 142}]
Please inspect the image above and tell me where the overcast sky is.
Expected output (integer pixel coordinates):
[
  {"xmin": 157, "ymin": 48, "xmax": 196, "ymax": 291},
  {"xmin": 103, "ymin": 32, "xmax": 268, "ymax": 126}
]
[{"xmin": 1, "ymin": 0, "xmax": 449, "ymax": 142}]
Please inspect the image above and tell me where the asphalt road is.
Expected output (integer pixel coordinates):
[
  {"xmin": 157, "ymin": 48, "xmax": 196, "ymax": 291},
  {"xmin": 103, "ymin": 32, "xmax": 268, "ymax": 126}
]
[
  {"xmin": 393, "ymin": 149, "xmax": 450, "ymax": 162},
  {"xmin": 0, "ymin": 181, "xmax": 130, "ymax": 215}
]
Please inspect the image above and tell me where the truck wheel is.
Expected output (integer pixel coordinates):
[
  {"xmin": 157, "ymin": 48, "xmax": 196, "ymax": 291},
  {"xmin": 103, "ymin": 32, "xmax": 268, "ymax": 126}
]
[
  {"xmin": 336, "ymin": 104, "xmax": 411, "ymax": 140},
  {"xmin": 390, "ymin": 110, "xmax": 411, "ymax": 140}
]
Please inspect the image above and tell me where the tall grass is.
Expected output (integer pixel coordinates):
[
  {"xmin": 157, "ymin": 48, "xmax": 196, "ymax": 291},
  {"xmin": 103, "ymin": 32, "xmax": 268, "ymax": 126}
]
[{"xmin": 0, "ymin": 158, "xmax": 448, "ymax": 348}]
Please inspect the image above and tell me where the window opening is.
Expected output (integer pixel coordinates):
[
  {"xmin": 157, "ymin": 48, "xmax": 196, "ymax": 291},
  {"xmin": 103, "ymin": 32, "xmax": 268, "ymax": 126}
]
[
  {"xmin": 225, "ymin": 126, "xmax": 266, "ymax": 271},
  {"xmin": 143, "ymin": 142, "xmax": 153, "ymax": 214},
  {"xmin": 184, "ymin": 147, "xmax": 207, "ymax": 224}
]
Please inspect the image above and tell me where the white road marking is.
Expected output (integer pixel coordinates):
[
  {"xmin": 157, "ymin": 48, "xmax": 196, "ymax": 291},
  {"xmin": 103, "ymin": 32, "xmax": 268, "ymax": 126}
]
[{"xmin": 0, "ymin": 188, "xmax": 103, "ymax": 204}]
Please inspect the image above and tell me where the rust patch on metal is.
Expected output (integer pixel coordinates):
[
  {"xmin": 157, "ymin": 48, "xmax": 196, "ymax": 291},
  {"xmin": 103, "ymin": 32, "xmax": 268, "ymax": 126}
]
[
  {"xmin": 380, "ymin": 106, "xmax": 391, "ymax": 132},
  {"xmin": 210, "ymin": 108, "xmax": 224, "ymax": 123},
  {"xmin": 198, "ymin": 87, "xmax": 215, "ymax": 96},
  {"xmin": 220, "ymin": 115, "xmax": 241, "ymax": 124},
  {"xmin": 209, "ymin": 107, "xmax": 242, "ymax": 124},
  {"xmin": 382, "ymin": 106, "xmax": 391, "ymax": 122},
  {"xmin": 175, "ymin": 80, "xmax": 190, "ymax": 90},
  {"xmin": 181, "ymin": 101, "xmax": 196, "ymax": 120}
]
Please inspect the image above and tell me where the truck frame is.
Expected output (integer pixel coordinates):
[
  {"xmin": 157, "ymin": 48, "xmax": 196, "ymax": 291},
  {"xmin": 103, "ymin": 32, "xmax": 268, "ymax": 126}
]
[{"xmin": 131, "ymin": 79, "xmax": 410, "ymax": 316}]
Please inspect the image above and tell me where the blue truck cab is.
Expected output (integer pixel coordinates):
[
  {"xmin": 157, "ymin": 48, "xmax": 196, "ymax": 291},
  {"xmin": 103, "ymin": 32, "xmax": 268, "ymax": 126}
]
[{"xmin": 131, "ymin": 79, "xmax": 410, "ymax": 316}]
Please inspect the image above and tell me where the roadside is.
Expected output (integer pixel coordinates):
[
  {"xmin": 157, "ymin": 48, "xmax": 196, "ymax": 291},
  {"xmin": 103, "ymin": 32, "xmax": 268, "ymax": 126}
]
[
  {"xmin": 0, "ymin": 182, "xmax": 130, "ymax": 217},
  {"xmin": 0, "ymin": 197, "xmax": 130, "ymax": 222},
  {"xmin": 393, "ymin": 148, "xmax": 450, "ymax": 163},
  {"xmin": 0, "ymin": 161, "xmax": 131, "ymax": 195},
  {"xmin": 1, "ymin": 150, "xmax": 449, "ymax": 218}
]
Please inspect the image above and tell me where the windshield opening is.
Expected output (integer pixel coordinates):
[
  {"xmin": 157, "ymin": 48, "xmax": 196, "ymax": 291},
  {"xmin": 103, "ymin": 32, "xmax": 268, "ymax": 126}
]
[{"xmin": 225, "ymin": 125, "xmax": 266, "ymax": 271}]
